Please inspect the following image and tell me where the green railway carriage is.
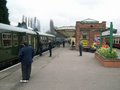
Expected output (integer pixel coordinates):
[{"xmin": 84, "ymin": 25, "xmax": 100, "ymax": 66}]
[
  {"xmin": 0, "ymin": 23, "xmax": 37, "ymax": 68},
  {"xmin": 36, "ymin": 32, "xmax": 55, "ymax": 52},
  {"xmin": 0, "ymin": 23, "xmax": 56, "ymax": 69}
]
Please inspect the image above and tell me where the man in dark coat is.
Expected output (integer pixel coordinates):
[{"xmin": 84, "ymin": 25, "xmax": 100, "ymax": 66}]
[
  {"xmin": 62, "ymin": 40, "xmax": 65, "ymax": 48},
  {"xmin": 19, "ymin": 42, "xmax": 34, "ymax": 83},
  {"xmin": 48, "ymin": 40, "xmax": 52, "ymax": 57},
  {"xmin": 79, "ymin": 41, "xmax": 83, "ymax": 56},
  {"xmin": 39, "ymin": 41, "xmax": 43, "ymax": 56}
]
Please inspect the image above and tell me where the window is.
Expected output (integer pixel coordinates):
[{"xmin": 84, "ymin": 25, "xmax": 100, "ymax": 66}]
[
  {"xmin": 116, "ymin": 39, "xmax": 119, "ymax": 44},
  {"xmin": 113, "ymin": 39, "xmax": 115, "ymax": 44},
  {"xmin": 40, "ymin": 36, "xmax": 43, "ymax": 40},
  {"xmin": 13, "ymin": 34, "xmax": 18, "ymax": 46},
  {"xmin": 82, "ymin": 32, "xmax": 87, "ymax": 39},
  {"xmin": 119, "ymin": 38, "xmax": 120, "ymax": 44},
  {"xmin": 0, "ymin": 35, "xmax": 1, "ymax": 47},
  {"xmin": 115, "ymin": 39, "xmax": 118, "ymax": 44},
  {"xmin": 23, "ymin": 36, "xmax": 27, "ymax": 41},
  {"xmin": 2, "ymin": 33, "xmax": 12, "ymax": 47}
]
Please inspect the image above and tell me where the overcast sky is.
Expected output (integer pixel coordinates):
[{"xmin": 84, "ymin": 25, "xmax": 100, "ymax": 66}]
[{"xmin": 7, "ymin": 0, "xmax": 120, "ymax": 32}]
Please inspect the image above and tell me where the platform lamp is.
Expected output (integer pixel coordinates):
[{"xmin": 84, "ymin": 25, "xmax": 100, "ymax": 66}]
[{"xmin": 109, "ymin": 22, "xmax": 113, "ymax": 53}]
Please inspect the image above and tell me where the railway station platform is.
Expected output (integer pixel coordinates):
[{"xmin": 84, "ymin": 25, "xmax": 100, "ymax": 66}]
[{"xmin": 0, "ymin": 44, "xmax": 120, "ymax": 90}]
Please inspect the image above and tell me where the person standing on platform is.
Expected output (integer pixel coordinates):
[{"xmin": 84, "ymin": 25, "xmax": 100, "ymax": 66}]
[
  {"xmin": 39, "ymin": 41, "xmax": 43, "ymax": 56},
  {"xmin": 48, "ymin": 40, "xmax": 52, "ymax": 57},
  {"xmin": 19, "ymin": 42, "xmax": 34, "ymax": 83},
  {"xmin": 79, "ymin": 41, "xmax": 83, "ymax": 56},
  {"xmin": 71, "ymin": 41, "xmax": 75, "ymax": 49},
  {"xmin": 63, "ymin": 40, "xmax": 65, "ymax": 48},
  {"xmin": 72, "ymin": 41, "xmax": 75, "ymax": 47}
]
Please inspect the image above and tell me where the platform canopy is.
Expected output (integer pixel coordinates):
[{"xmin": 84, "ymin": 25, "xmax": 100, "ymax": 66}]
[{"xmin": 55, "ymin": 26, "xmax": 75, "ymax": 38}]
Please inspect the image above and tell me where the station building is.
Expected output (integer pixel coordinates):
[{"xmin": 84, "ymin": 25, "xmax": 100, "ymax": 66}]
[
  {"xmin": 75, "ymin": 18, "xmax": 106, "ymax": 49},
  {"xmin": 55, "ymin": 18, "xmax": 106, "ymax": 49}
]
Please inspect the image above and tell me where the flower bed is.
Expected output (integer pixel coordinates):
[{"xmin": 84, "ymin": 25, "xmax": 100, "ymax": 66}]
[{"xmin": 95, "ymin": 52, "xmax": 120, "ymax": 67}]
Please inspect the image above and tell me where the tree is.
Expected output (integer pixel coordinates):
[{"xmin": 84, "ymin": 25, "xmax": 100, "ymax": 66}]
[
  {"xmin": 33, "ymin": 17, "xmax": 41, "ymax": 31},
  {"xmin": 0, "ymin": 0, "xmax": 10, "ymax": 24}
]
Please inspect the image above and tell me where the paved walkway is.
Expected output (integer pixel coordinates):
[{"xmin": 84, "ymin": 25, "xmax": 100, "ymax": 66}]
[{"xmin": 0, "ymin": 45, "xmax": 120, "ymax": 90}]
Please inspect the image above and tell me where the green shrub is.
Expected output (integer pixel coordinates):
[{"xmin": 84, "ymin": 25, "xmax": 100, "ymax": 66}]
[{"xmin": 97, "ymin": 48, "xmax": 118, "ymax": 59}]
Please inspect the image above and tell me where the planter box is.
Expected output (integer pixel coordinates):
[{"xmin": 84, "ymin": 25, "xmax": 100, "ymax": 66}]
[{"xmin": 95, "ymin": 52, "xmax": 120, "ymax": 67}]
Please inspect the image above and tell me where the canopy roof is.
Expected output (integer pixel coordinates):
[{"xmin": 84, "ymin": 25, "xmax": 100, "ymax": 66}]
[
  {"xmin": 55, "ymin": 26, "xmax": 75, "ymax": 30},
  {"xmin": 55, "ymin": 26, "xmax": 75, "ymax": 37}
]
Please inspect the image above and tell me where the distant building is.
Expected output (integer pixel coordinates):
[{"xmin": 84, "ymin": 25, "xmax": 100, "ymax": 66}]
[{"xmin": 75, "ymin": 18, "xmax": 106, "ymax": 49}]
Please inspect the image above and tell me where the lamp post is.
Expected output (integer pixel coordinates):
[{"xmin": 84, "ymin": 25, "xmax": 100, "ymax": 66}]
[{"xmin": 109, "ymin": 22, "xmax": 113, "ymax": 53}]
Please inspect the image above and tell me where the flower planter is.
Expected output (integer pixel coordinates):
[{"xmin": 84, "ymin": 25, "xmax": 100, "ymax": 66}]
[{"xmin": 95, "ymin": 52, "xmax": 120, "ymax": 67}]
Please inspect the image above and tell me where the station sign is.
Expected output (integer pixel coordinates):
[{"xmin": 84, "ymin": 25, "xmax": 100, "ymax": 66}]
[{"xmin": 102, "ymin": 30, "xmax": 110, "ymax": 36}]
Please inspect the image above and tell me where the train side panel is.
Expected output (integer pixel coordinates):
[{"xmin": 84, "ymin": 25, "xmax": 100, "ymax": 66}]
[
  {"xmin": 0, "ymin": 23, "xmax": 55, "ymax": 70},
  {"xmin": 113, "ymin": 37, "xmax": 120, "ymax": 48},
  {"xmin": 0, "ymin": 32, "xmax": 20, "ymax": 63},
  {"xmin": 0, "ymin": 23, "xmax": 37, "ymax": 69},
  {"xmin": 36, "ymin": 32, "xmax": 55, "ymax": 53}
]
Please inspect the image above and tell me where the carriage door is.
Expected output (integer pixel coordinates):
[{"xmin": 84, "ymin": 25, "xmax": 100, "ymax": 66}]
[
  {"xmin": 33, "ymin": 36, "xmax": 36, "ymax": 49},
  {"xmin": 28, "ymin": 35, "xmax": 31, "ymax": 45}
]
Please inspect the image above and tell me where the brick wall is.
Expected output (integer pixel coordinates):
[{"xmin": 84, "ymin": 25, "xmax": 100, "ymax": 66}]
[{"xmin": 75, "ymin": 21, "xmax": 106, "ymax": 49}]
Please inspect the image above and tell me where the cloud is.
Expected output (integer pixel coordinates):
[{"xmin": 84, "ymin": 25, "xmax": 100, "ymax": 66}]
[{"xmin": 7, "ymin": 0, "xmax": 120, "ymax": 32}]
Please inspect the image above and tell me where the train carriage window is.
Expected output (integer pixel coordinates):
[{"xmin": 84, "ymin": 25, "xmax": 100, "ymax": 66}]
[
  {"xmin": 40, "ymin": 36, "xmax": 42, "ymax": 43},
  {"xmin": 42, "ymin": 36, "xmax": 44, "ymax": 42},
  {"xmin": 119, "ymin": 39, "xmax": 120, "ymax": 44},
  {"xmin": 113, "ymin": 39, "xmax": 115, "ymax": 44},
  {"xmin": 2, "ymin": 33, "xmax": 12, "ymax": 47},
  {"xmin": 116, "ymin": 38, "xmax": 119, "ymax": 44},
  {"xmin": 44, "ymin": 36, "xmax": 47, "ymax": 42},
  {"xmin": 114, "ymin": 39, "xmax": 116, "ymax": 44},
  {"xmin": 0, "ymin": 35, "xmax": 1, "ymax": 47},
  {"xmin": 19, "ymin": 35, "xmax": 27, "ymax": 45},
  {"xmin": 28, "ymin": 35, "xmax": 31, "ymax": 45},
  {"xmin": 43, "ymin": 36, "xmax": 45, "ymax": 40},
  {"xmin": 13, "ymin": 34, "xmax": 18, "ymax": 46},
  {"xmin": 42, "ymin": 36, "xmax": 44, "ymax": 41},
  {"xmin": 43, "ymin": 36, "xmax": 46, "ymax": 43},
  {"xmin": 23, "ymin": 36, "xmax": 27, "ymax": 42},
  {"xmin": 116, "ymin": 39, "xmax": 118, "ymax": 44},
  {"xmin": 40, "ymin": 36, "xmax": 44, "ymax": 41}
]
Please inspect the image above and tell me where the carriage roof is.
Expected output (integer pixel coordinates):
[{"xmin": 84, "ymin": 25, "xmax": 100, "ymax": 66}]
[
  {"xmin": 37, "ymin": 32, "xmax": 55, "ymax": 37},
  {"xmin": 0, "ymin": 23, "xmax": 36, "ymax": 34}
]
